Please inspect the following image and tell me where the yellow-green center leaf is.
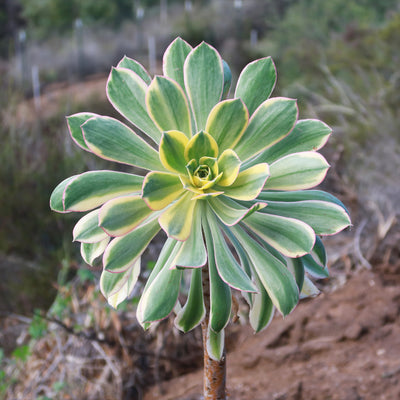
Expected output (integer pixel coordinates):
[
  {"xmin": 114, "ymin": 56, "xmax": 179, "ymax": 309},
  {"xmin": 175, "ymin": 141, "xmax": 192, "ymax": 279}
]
[
  {"xmin": 159, "ymin": 130, "xmax": 189, "ymax": 174},
  {"xmin": 142, "ymin": 172, "xmax": 185, "ymax": 211},
  {"xmin": 184, "ymin": 130, "xmax": 219, "ymax": 162},
  {"xmin": 99, "ymin": 195, "xmax": 153, "ymax": 237},
  {"xmin": 217, "ymin": 149, "xmax": 241, "ymax": 187},
  {"xmin": 146, "ymin": 76, "xmax": 192, "ymax": 136},
  {"xmin": 205, "ymin": 99, "xmax": 249, "ymax": 152},
  {"xmin": 221, "ymin": 163, "xmax": 269, "ymax": 201}
]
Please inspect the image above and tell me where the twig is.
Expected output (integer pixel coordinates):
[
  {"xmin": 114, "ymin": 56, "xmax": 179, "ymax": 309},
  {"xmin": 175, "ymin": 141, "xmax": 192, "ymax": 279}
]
[{"xmin": 354, "ymin": 219, "xmax": 372, "ymax": 270}]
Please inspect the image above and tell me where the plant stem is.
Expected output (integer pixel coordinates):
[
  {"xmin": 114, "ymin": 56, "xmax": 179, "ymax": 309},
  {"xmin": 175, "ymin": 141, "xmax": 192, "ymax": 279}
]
[{"xmin": 201, "ymin": 265, "xmax": 226, "ymax": 400}]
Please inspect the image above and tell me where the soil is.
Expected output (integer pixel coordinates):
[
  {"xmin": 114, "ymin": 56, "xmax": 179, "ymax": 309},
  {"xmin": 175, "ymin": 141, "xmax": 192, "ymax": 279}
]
[{"xmin": 144, "ymin": 264, "xmax": 400, "ymax": 400}]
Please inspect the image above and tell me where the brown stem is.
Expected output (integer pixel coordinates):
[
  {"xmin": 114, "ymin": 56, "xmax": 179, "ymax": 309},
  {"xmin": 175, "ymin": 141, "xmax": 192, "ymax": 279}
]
[{"xmin": 201, "ymin": 265, "xmax": 227, "ymax": 400}]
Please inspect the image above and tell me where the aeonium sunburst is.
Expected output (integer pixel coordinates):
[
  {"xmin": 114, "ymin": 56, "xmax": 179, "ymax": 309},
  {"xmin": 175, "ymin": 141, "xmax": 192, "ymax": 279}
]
[{"xmin": 50, "ymin": 37, "xmax": 350, "ymax": 361}]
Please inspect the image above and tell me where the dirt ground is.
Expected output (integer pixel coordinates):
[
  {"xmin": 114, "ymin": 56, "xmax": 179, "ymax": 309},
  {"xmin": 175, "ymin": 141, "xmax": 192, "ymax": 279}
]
[{"xmin": 144, "ymin": 262, "xmax": 400, "ymax": 400}]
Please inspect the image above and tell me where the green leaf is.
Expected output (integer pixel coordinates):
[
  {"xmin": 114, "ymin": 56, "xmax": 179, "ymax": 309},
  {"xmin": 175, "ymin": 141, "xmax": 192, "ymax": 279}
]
[
  {"xmin": 234, "ymin": 98, "xmax": 298, "ymax": 162},
  {"xmin": 257, "ymin": 189, "xmax": 348, "ymax": 212},
  {"xmin": 99, "ymin": 195, "xmax": 153, "ymax": 237},
  {"xmin": 313, "ymin": 236, "xmax": 327, "ymax": 267},
  {"xmin": 82, "ymin": 116, "xmax": 164, "ymax": 171},
  {"xmin": 184, "ymin": 42, "xmax": 224, "ymax": 131},
  {"xmin": 205, "ymin": 98, "xmax": 248, "ymax": 153},
  {"xmin": 245, "ymin": 212, "xmax": 315, "ymax": 257},
  {"xmin": 217, "ymin": 149, "xmax": 241, "ymax": 187},
  {"xmin": 301, "ymin": 254, "xmax": 329, "ymax": 279},
  {"xmin": 174, "ymin": 203, "xmax": 206, "ymax": 267},
  {"xmin": 264, "ymin": 151, "xmax": 330, "ymax": 191},
  {"xmin": 103, "ymin": 218, "xmax": 160, "ymax": 273},
  {"xmin": 63, "ymin": 171, "xmax": 143, "ymax": 212},
  {"xmin": 107, "ymin": 67, "xmax": 161, "ymax": 144},
  {"xmin": 235, "ymin": 57, "xmax": 276, "ymax": 116},
  {"xmin": 117, "ymin": 56, "xmax": 151, "ymax": 84},
  {"xmin": 184, "ymin": 130, "xmax": 219, "ymax": 162},
  {"xmin": 139, "ymin": 251, "xmax": 182, "ymax": 323},
  {"xmin": 175, "ymin": 268, "xmax": 205, "ymax": 332},
  {"xmin": 207, "ymin": 213, "xmax": 257, "ymax": 292},
  {"xmin": 159, "ymin": 130, "xmax": 189, "ymax": 174},
  {"xmin": 163, "ymin": 37, "xmax": 192, "ymax": 91},
  {"xmin": 203, "ymin": 218, "xmax": 231, "ymax": 332},
  {"xmin": 81, "ymin": 237, "xmax": 110, "ymax": 266},
  {"xmin": 73, "ymin": 209, "xmax": 108, "ymax": 243},
  {"xmin": 259, "ymin": 200, "xmax": 351, "ymax": 235},
  {"xmin": 206, "ymin": 324, "xmax": 225, "ymax": 361},
  {"xmin": 100, "ymin": 258, "xmax": 141, "ymax": 308},
  {"xmin": 232, "ymin": 225, "xmax": 299, "ymax": 316},
  {"xmin": 287, "ymin": 257, "xmax": 305, "ymax": 292},
  {"xmin": 222, "ymin": 60, "xmax": 232, "ymax": 99},
  {"xmin": 221, "ymin": 163, "xmax": 269, "ymax": 201},
  {"xmin": 142, "ymin": 172, "xmax": 184, "ymax": 211},
  {"xmin": 248, "ymin": 119, "xmax": 332, "ymax": 166},
  {"xmin": 146, "ymin": 76, "xmax": 192, "ymax": 136},
  {"xmin": 249, "ymin": 275, "xmax": 274, "ymax": 333},
  {"xmin": 159, "ymin": 192, "xmax": 197, "ymax": 241},
  {"xmin": 209, "ymin": 195, "xmax": 266, "ymax": 226},
  {"xmin": 66, "ymin": 112, "xmax": 99, "ymax": 151},
  {"xmin": 50, "ymin": 175, "xmax": 77, "ymax": 212}
]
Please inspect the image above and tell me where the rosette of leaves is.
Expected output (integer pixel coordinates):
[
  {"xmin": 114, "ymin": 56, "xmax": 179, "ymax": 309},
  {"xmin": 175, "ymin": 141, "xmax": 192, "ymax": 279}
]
[{"xmin": 50, "ymin": 38, "xmax": 350, "ymax": 361}]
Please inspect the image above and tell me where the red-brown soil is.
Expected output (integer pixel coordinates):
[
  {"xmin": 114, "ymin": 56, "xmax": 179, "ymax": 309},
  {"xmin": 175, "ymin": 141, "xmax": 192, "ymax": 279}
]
[{"xmin": 144, "ymin": 265, "xmax": 400, "ymax": 400}]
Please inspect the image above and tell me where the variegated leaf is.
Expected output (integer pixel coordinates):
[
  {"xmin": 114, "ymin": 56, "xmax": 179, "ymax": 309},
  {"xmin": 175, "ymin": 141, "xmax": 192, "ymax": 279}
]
[
  {"xmin": 264, "ymin": 152, "xmax": 330, "ymax": 191},
  {"xmin": 107, "ymin": 67, "xmax": 161, "ymax": 144},
  {"xmin": 103, "ymin": 218, "xmax": 160, "ymax": 273},
  {"xmin": 99, "ymin": 195, "xmax": 153, "ymax": 237},
  {"xmin": 205, "ymin": 99, "xmax": 248, "ymax": 152},
  {"xmin": 244, "ymin": 212, "xmax": 315, "ymax": 258},
  {"xmin": 73, "ymin": 209, "xmax": 108, "ymax": 243},
  {"xmin": 146, "ymin": 76, "xmax": 191, "ymax": 136},
  {"xmin": 175, "ymin": 268, "xmax": 205, "ymax": 332},
  {"xmin": 63, "ymin": 171, "xmax": 143, "ymax": 212},
  {"xmin": 232, "ymin": 226, "xmax": 299, "ymax": 316},
  {"xmin": 235, "ymin": 57, "xmax": 276, "ymax": 116},
  {"xmin": 82, "ymin": 116, "xmax": 164, "ymax": 171},
  {"xmin": 234, "ymin": 98, "xmax": 298, "ymax": 161},
  {"xmin": 184, "ymin": 42, "xmax": 224, "ymax": 131}
]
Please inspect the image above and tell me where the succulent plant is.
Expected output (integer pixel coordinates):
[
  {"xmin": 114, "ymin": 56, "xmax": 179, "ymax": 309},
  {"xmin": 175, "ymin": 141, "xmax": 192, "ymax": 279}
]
[{"xmin": 50, "ymin": 37, "xmax": 350, "ymax": 364}]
